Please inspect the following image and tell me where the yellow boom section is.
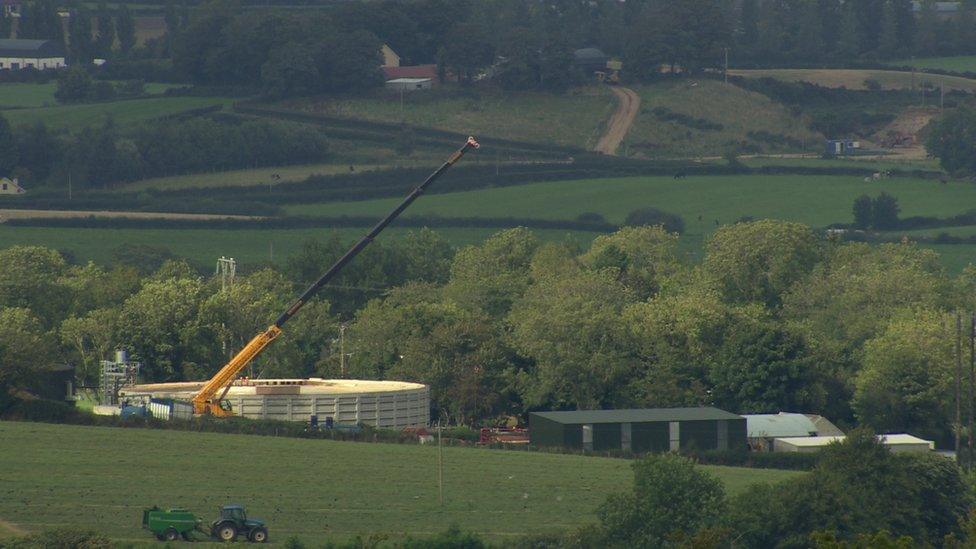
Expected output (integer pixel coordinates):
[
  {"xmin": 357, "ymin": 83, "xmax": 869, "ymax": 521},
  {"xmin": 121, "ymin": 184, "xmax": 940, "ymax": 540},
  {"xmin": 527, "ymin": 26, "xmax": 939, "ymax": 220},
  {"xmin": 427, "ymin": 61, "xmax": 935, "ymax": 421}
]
[{"xmin": 192, "ymin": 325, "xmax": 281, "ymax": 416}]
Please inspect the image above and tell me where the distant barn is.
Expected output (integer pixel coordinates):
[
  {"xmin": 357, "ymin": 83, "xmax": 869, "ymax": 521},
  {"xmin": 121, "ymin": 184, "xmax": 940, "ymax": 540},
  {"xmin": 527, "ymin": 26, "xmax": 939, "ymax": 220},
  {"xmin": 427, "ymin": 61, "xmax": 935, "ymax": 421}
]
[
  {"xmin": 0, "ymin": 39, "xmax": 66, "ymax": 70},
  {"xmin": 529, "ymin": 407, "xmax": 747, "ymax": 452}
]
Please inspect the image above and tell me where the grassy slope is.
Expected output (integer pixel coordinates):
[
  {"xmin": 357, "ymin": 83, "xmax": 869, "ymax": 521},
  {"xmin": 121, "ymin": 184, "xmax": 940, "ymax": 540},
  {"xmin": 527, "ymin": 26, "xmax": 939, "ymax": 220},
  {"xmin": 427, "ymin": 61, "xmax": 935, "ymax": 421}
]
[
  {"xmin": 888, "ymin": 55, "xmax": 976, "ymax": 73},
  {"xmin": 0, "ymin": 422, "xmax": 800, "ymax": 543},
  {"xmin": 729, "ymin": 68, "xmax": 976, "ymax": 92},
  {"xmin": 624, "ymin": 80, "xmax": 822, "ymax": 157},
  {"xmin": 0, "ymin": 225, "xmax": 603, "ymax": 268},
  {"xmin": 1, "ymin": 96, "xmax": 235, "ymax": 130},
  {"xmin": 280, "ymin": 85, "xmax": 615, "ymax": 149}
]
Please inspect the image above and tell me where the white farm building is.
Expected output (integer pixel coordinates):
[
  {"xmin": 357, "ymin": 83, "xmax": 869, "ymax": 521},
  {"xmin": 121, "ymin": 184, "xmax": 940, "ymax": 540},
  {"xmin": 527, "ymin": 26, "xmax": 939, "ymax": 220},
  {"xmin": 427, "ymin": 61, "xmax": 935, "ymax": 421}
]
[{"xmin": 0, "ymin": 39, "xmax": 66, "ymax": 70}]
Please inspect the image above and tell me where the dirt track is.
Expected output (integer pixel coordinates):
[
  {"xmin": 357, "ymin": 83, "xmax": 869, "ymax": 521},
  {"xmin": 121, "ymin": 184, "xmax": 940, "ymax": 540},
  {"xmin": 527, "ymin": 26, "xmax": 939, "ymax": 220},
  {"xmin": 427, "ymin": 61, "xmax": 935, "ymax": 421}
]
[
  {"xmin": 0, "ymin": 517, "xmax": 27, "ymax": 536},
  {"xmin": 594, "ymin": 87, "xmax": 640, "ymax": 155},
  {"xmin": 0, "ymin": 209, "xmax": 259, "ymax": 222}
]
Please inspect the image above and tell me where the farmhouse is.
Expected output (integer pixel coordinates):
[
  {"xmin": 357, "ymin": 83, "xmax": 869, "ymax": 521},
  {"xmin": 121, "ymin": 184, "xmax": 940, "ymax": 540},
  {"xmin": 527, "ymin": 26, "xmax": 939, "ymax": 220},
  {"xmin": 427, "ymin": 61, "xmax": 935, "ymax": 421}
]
[
  {"xmin": 529, "ymin": 407, "xmax": 747, "ymax": 452},
  {"xmin": 380, "ymin": 44, "xmax": 400, "ymax": 68},
  {"xmin": 0, "ymin": 177, "xmax": 25, "ymax": 194},
  {"xmin": 1, "ymin": 0, "xmax": 20, "ymax": 17},
  {"xmin": 745, "ymin": 412, "xmax": 844, "ymax": 451},
  {"xmin": 0, "ymin": 39, "xmax": 66, "ymax": 70}
]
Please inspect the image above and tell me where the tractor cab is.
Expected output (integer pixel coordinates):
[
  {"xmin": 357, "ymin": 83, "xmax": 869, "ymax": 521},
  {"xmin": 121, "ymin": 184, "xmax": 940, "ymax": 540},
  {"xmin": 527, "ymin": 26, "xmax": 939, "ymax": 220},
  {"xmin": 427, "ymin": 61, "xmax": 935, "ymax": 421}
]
[{"xmin": 211, "ymin": 504, "xmax": 268, "ymax": 543}]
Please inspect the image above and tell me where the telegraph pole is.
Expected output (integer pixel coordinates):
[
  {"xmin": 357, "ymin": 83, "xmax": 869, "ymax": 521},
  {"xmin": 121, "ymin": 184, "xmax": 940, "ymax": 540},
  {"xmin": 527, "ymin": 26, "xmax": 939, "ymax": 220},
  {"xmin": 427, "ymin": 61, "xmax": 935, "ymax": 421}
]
[
  {"xmin": 724, "ymin": 48, "xmax": 729, "ymax": 84},
  {"xmin": 957, "ymin": 312, "xmax": 963, "ymax": 461},
  {"xmin": 969, "ymin": 312, "xmax": 975, "ymax": 469}
]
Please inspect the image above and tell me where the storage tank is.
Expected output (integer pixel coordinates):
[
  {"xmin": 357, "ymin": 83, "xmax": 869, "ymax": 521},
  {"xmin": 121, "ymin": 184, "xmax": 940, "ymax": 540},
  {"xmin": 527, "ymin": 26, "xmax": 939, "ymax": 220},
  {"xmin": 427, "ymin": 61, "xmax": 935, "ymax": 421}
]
[{"xmin": 120, "ymin": 378, "xmax": 429, "ymax": 428}]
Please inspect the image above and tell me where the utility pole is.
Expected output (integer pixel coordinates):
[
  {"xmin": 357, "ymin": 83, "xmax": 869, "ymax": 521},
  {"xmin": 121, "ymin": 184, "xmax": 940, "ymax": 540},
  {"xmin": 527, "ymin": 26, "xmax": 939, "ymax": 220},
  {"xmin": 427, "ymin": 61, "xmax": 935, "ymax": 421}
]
[
  {"xmin": 339, "ymin": 324, "xmax": 347, "ymax": 377},
  {"xmin": 940, "ymin": 81, "xmax": 945, "ymax": 112},
  {"xmin": 969, "ymin": 312, "xmax": 975, "ymax": 469},
  {"xmin": 438, "ymin": 420, "xmax": 444, "ymax": 506},
  {"xmin": 724, "ymin": 48, "xmax": 729, "ymax": 84},
  {"xmin": 68, "ymin": 172, "xmax": 72, "ymax": 200},
  {"xmin": 957, "ymin": 312, "xmax": 963, "ymax": 461}
]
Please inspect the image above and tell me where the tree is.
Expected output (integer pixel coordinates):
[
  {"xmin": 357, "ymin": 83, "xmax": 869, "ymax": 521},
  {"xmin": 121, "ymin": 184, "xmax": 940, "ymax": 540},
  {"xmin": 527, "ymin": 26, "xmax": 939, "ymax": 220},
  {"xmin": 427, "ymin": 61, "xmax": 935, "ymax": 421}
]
[
  {"xmin": 508, "ymin": 266, "xmax": 635, "ymax": 409},
  {"xmin": 621, "ymin": 3, "xmax": 668, "ymax": 81},
  {"xmin": 738, "ymin": 0, "xmax": 760, "ymax": 58},
  {"xmin": 55, "ymin": 66, "xmax": 93, "ymax": 103},
  {"xmin": 444, "ymin": 228, "xmax": 539, "ymax": 319},
  {"xmin": 835, "ymin": 3, "xmax": 862, "ymax": 57},
  {"xmin": 581, "ymin": 226, "xmax": 681, "ymax": 300},
  {"xmin": 703, "ymin": 219, "xmax": 821, "ymax": 307},
  {"xmin": 261, "ymin": 42, "xmax": 319, "ymax": 99},
  {"xmin": 852, "ymin": 194, "xmax": 873, "ymax": 229},
  {"xmin": 94, "ymin": 2, "xmax": 115, "ymax": 57},
  {"xmin": 707, "ymin": 317, "xmax": 818, "ymax": 413},
  {"xmin": 0, "ymin": 307, "xmax": 57, "ymax": 393},
  {"xmin": 793, "ymin": 0, "xmax": 826, "ymax": 62},
  {"xmin": 68, "ymin": 8, "xmax": 95, "ymax": 65},
  {"xmin": 0, "ymin": 246, "xmax": 69, "ymax": 326},
  {"xmin": 879, "ymin": 0, "xmax": 901, "ymax": 58},
  {"xmin": 872, "ymin": 192, "xmax": 900, "ymax": 230},
  {"xmin": 60, "ymin": 308, "xmax": 119, "ymax": 386},
  {"xmin": 0, "ymin": 114, "xmax": 19, "ymax": 176},
  {"xmin": 116, "ymin": 5, "xmax": 135, "ymax": 53},
  {"xmin": 926, "ymin": 106, "xmax": 976, "ymax": 176},
  {"xmin": 116, "ymin": 276, "xmax": 204, "ymax": 381},
  {"xmin": 854, "ymin": 308, "xmax": 953, "ymax": 440},
  {"xmin": 437, "ymin": 22, "xmax": 494, "ymax": 83},
  {"xmin": 598, "ymin": 453, "xmax": 726, "ymax": 548},
  {"xmin": 15, "ymin": 121, "xmax": 59, "ymax": 182},
  {"xmin": 622, "ymin": 207, "xmax": 685, "ymax": 233}
]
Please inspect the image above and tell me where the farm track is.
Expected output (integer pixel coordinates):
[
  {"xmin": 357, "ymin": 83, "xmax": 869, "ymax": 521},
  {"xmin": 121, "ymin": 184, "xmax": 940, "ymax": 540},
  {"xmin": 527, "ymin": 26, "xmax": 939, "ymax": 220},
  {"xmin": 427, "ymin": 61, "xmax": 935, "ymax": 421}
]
[
  {"xmin": 0, "ymin": 209, "xmax": 261, "ymax": 222},
  {"xmin": 0, "ymin": 517, "xmax": 28, "ymax": 536},
  {"xmin": 594, "ymin": 87, "xmax": 640, "ymax": 156}
]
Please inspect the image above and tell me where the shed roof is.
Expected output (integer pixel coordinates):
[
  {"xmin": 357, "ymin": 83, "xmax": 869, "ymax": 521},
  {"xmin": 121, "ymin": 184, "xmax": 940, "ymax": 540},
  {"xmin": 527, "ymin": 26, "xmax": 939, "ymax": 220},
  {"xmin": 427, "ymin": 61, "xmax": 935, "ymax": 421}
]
[
  {"xmin": 531, "ymin": 407, "xmax": 742, "ymax": 424},
  {"xmin": 775, "ymin": 433, "xmax": 934, "ymax": 449},
  {"xmin": 0, "ymin": 39, "xmax": 64, "ymax": 58},
  {"xmin": 745, "ymin": 412, "xmax": 843, "ymax": 438},
  {"xmin": 386, "ymin": 77, "xmax": 431, "ymax": 84},
  {"xmin": 574, "ymin": 47, "xmax": 608, "ymax": 60},
  {"xmin": 382, "ymin": 64, "xmax": 437, "ymax": 80}
]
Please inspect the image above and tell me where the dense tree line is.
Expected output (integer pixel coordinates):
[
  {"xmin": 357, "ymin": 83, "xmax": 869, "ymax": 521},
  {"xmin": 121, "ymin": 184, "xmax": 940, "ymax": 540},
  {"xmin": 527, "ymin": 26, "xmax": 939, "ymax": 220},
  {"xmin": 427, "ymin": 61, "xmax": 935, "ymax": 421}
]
[
  {"xmin": 0, "ymin": 113, "xmax": 328, "ymax": 188},
  {"xmin": 2, "ymin": 220, "xmax": 974, "ymax": 442}
]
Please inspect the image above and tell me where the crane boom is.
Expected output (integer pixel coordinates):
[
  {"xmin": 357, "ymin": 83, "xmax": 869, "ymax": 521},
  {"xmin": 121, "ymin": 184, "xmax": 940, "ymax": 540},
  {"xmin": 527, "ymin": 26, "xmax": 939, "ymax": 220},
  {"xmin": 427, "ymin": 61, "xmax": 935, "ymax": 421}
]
[{"xmin": 193, "ymin": 137, "xmax": 481, "ymax": 416}]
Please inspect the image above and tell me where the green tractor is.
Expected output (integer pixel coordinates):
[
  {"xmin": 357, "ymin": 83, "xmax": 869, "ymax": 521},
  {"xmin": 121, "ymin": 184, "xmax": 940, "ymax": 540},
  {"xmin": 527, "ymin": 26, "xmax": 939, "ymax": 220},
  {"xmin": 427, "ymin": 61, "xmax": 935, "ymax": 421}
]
[
  {"xmin": 143, "ymin": 504, "xmax": 268, "ymax": 543},
  {"xmin": 210, "ymin": 504, "xmax": 269, "ymax": 543}
]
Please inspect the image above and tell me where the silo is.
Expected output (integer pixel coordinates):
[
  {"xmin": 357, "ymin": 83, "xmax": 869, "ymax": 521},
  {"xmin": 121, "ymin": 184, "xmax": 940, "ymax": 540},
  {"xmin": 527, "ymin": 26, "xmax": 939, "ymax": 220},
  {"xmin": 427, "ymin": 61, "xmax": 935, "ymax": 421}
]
[{"xmin": 121, "ymin": 378, "xmax": 430, "ymax": 428}]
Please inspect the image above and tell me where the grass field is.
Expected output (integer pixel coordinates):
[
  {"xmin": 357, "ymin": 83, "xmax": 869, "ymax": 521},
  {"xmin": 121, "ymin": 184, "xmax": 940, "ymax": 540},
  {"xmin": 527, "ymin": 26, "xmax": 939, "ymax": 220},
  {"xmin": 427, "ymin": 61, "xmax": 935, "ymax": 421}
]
[
  {"xmin": 889, "ymin": 56, "xmax": 976, "ymax": 73},
  {"xmin": 0, "ymin": 225, "xmax": 604, "ymax": 268},
  {"xmin": 739, "ymin": 156, "xmax": 942, "ymax": 171},
  {"xmin": 0, "ymin": 82, "xmax": 177, "ymax": 110},
  {"xmin": 1, "ymin": 96, "xmax": 235, "ymax": 130},
  {"xmin": 729, "ymin": 68, "xmax": 976, "ymax": 92},
  {"xmin": 624, "ymin": 80, "xmax": 821, "ymax": 157},
  {"xmin": 0, "ymin": 422, "xmax": 801, "ymax": 543},
  {"xmin": 281, "ymin": 85, "xmax": 615, "ymax": 149}
]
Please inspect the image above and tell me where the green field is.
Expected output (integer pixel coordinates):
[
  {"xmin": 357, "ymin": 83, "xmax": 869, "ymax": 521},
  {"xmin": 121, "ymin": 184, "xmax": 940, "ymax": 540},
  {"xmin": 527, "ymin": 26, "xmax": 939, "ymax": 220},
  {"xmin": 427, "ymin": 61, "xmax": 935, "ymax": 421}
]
[
  {"xmin": 624, "ymin": 80, "xmax": 821, "ymax": 157},
  {"xmin": 0, "ymin": 82, "xmax": 177, "ymax": 110},
  {"xmin": 729, "ymin": 68, "xmax": 976, "ymax": 92},
  {"xmin": 0, "ymin": 422, "xmax": 801, "ymax": 543},
  {"xmin": 280, "ymin": 85, "xmax": 614, "ymax": 149},
  {"xmin": 0, "ymin": 225, "xmax": 604, "ymax": 268},
  {"xmin": 889, "ymin": 56, "xmax": 976, "ymax": 73},
  {"xmin": 285, "ymin": 174, "xmax": 976, "ymax": 228},
  {"xmin": 1, "ymin": 96, "xmax": 235, "ymax": 130}
]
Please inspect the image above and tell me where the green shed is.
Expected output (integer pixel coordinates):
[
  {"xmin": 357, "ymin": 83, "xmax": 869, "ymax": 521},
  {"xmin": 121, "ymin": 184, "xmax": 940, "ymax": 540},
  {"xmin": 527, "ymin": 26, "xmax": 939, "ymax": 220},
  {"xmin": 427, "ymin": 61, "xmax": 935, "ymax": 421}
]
[{"xmin": 528, "ymin": 407, "xmax": 746, "ymax": 452}]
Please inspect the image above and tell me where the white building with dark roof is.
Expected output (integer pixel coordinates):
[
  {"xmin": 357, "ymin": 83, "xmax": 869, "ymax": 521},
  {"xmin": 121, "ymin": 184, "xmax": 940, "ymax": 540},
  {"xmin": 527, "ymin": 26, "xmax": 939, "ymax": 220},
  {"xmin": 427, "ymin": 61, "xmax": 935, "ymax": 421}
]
[{"xmin": 0, "ymin": 39, "xmax": 66, "ymax": 70}]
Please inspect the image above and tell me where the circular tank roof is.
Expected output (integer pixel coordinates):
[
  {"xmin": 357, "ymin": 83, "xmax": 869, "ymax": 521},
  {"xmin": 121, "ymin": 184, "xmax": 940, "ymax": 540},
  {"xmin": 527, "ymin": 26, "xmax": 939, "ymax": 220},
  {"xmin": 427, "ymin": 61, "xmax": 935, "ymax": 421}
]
[{"xmin": 122, "ymin": 378, "xmax": 426, "ymax": 399}]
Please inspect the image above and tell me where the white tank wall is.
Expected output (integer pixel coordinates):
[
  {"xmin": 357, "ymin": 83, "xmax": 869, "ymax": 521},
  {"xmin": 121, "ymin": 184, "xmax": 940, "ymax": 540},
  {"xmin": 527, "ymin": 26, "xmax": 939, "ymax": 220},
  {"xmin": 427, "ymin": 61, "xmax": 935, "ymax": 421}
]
[{"xmin": 227, "ymin": 386, "xmax": 429, "ymax": 428}]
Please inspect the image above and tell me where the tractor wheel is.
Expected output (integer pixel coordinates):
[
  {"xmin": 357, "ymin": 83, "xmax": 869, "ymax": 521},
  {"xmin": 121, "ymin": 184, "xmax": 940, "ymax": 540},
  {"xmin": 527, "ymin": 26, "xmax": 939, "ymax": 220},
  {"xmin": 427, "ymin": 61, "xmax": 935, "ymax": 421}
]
[
  {"xmin": 163, "ymin": 528, "xmax": 180, "ymax": 542},
  {"xmin": 216, "ymin": 523, "xmax": 237, "ymax": 542},
  {"xmin": 249, "ymin": 527, "xmax": 268, "ymax": 543}
]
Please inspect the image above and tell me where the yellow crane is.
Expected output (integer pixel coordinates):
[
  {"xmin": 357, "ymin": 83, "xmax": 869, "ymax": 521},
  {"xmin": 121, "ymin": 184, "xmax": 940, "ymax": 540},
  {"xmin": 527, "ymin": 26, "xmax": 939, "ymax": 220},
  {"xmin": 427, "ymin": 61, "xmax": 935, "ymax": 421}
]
[{"xmin": 192, "ymin": 137, "xmax": 481, "ymax": 416}]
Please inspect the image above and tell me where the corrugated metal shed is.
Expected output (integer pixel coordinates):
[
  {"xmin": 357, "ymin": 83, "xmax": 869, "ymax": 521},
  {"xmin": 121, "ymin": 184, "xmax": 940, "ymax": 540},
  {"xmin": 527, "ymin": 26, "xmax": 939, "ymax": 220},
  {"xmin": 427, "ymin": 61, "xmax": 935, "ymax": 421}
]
[
  {"xmin": 529, "ymin": 407, "xmax": 746, "ymax": 453},
  {"xmin": 745, "ymin": 412, "xmax": 845, "ymax": 438}
]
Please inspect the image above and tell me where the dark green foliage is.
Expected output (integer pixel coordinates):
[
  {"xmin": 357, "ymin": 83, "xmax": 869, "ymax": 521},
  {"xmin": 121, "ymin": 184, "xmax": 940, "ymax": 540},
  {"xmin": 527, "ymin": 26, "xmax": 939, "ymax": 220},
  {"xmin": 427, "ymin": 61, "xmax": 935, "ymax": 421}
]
[
  {"xmin": 54, "ymin": 67, "xmax": 93, "ymax": 104},
  {"xmin": 598, "ymin": 453, "xmax": 726, "ymax": 548},
  {"xmin": 853, "ymin": 194, "xmax": 873, "ymax": 229},
  {"xmin": 650, "ymin": 107, "xmax": 724, "ymax": 131},
  {"xmin": 116, "ymin": 5, "xmax": 135, "ymax": 53},
  {"xmin": 872, "ymin": 192, "xmax": 900, "ymax": 230},
  {"xmin": 927, "ymin": 106, "xmax": 976, "ymax": 176},
  {"xmin": 94, "ymin": 2, "xmax": 115, "ymax": 58},
  {"xmin": 725, "ymin": 430, "xmax": 971, "ymax": 546},
  {"xmin": 0, "ymin": 114, "xmax": 19, "ymax": 176},
  {"xmin": 623, "ymin": 207, "xmax": 685, "ymax": 233}
]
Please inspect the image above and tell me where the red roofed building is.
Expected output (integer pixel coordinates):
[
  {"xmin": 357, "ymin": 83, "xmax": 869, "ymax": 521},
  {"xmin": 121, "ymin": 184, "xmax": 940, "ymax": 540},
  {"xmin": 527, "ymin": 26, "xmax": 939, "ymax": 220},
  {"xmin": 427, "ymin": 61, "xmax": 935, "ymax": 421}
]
[{"xmin": 382, "ymin": 64, "xmax": 439, "ymax": 84}]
